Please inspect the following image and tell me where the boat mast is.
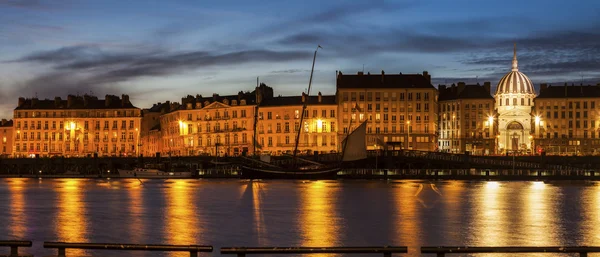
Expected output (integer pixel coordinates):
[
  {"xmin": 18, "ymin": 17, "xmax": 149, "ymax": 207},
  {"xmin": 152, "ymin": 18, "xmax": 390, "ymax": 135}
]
[
  {"xmin": 292, "ymin": 45, "xmax": 322, "ymax": 168},
  {"xmin": 253, "ymin": 76, "xmax": 259, "ymax": 157}
]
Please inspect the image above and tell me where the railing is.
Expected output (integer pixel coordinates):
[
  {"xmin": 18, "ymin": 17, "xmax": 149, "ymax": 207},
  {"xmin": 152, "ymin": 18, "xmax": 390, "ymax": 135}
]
[
  {"xmin": 421, "ymin": 246, "xmax": 600, "ymax": 256},
  {"xmin": 0, "ymin": 240, "xmax": 32, "ymax": 257},
  {"xmin": 221, "ymin": 246, "xmax": 407, "ymax": 257},
  {"xmin": 43, "ymin": 242, "xmax": 213, "ymax": 257}
]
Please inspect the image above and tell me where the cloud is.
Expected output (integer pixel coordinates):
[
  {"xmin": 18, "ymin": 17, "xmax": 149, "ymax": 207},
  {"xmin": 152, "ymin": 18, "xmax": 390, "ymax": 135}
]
[
  {"xmin": 5, "ymin": 45, "xmax": 312, "ymax": 108},
  {"xmin": 270, "ymin": 69, "xmax": 313, "ymax": 74}
]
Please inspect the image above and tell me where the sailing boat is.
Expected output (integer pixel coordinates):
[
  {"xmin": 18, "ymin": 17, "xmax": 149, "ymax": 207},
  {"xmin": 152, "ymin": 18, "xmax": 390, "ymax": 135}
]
[{"xmin": 239, "ymin": 45, "xmax": 368, "ymax": 179}]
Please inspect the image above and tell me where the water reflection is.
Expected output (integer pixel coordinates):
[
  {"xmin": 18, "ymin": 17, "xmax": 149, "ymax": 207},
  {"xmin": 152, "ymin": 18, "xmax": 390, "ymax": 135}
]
[
  {"xmin": 55, "ymin": 179, "xmax": 88, "ymax": 256},
  {"xmin": 472, "ymin": 181, "xmax": 507, "ymax": 246},
  {"xmin": 392, "ymin": 182, "xmax": 421, "ymax": 255},
  {"xmin": 7, "ymin": 178, "xmax": 27, "ymax": 239},
  {"xmin": 127, "ymin": 181, "xmax": 144, "ymax": 240},
  {"xmin": 299, "ymin": 181, "xmax": 340, "ymax": 246},
  {"xmin": 164, "ymin": 180, "xmax": 198, "ymax": 251},
  {"xmin": 441, "ymin": 181, "xmax": 465, "ymax": 240},
  {"xmin": 250, "ymin": 182, "xmax": 267, "ymax": 244},
  {"xmin": 582, "ymin": 183, "xmax": 600, "ymax": 244},
  {"xmin": 521, "ymin": 182, "xmax": 560, "ymax": 246}
]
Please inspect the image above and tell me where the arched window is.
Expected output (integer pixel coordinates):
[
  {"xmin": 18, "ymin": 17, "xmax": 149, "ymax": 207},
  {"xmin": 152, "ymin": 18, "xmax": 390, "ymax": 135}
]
[
  {"xmin": 528, "ymin": 99, "xmax": 531, "ymax": 106},
  {"xmin": 521, "ymin": 98, "xmax": 525, "ymax": 105},
  {"xmin": 506, "ymin": 98, "xmax": 509, "ymax": 106},
  {"xmin": 513, "ymin": 98, "xmax": 517, "ymax": 106},
  {"xmin": 500, "ymin": 97, "xmax": 503, "ymax": 106}
]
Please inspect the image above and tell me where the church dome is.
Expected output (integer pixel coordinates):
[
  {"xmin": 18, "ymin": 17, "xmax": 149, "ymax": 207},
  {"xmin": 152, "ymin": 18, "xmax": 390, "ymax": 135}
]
[{"xmin": 495, "ymin": 45, "xmax": 535, "ymax": 95}]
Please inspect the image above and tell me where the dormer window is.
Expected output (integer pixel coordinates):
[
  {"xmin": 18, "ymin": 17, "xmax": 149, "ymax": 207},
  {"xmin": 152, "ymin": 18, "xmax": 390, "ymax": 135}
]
[
  {"xmin": 223, "ymin": 99, "xmax": 229, "ymax": 105},
  {"xmin": 204, "ymin": 101, "xmax": 210, "ymax": 106},
  {"xmin": 240, "ymin": 100, "xmax": 246, "ymax": 105},
  {"xmin": 232, "ymin": 100, "xmax": 237, "ymax": 106}
]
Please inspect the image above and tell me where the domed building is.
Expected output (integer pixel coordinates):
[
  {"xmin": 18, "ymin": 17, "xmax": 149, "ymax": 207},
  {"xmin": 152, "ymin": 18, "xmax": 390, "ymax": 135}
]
[{"xmin": 495, "ymin": 45, "xmax": 536, "ymax": 154}]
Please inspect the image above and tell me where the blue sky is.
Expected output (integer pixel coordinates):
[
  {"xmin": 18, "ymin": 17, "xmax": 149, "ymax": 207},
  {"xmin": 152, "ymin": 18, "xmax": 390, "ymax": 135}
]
[{"xmin": 1, "ymin": 0, "xmax": 599, "ymax": 118}]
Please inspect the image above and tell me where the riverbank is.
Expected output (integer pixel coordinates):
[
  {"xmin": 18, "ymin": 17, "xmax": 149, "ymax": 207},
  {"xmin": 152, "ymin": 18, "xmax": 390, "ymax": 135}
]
[{"xmin": 2, "ymin": 168, "xmax": 600, "ymax": 180}]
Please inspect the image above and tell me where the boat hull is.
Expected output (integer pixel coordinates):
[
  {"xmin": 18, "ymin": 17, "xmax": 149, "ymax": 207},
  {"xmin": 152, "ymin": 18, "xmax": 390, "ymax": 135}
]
[{"xmin": 240, "ymin": 165, "xmax": 340, "ymax": 180}]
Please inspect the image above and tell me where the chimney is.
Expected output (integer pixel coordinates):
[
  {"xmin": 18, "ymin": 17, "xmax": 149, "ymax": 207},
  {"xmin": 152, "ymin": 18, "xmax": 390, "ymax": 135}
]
[
  {"xmin": 540, "ymin": 83, "xmax": 548, "ymax": 93},
  {"xmin": 357, "ymin": 71, "xmax": 364, "ymax": 76},
  {"xmin": 381, "ymin": 70, "xmax": 385, "ymax": 83},
  {"xmin": 457, "ymin": 82, "xmax": 466, "ymax": 93},
  {"xmin": 302, "ymin": 92, "xmax": 307, "ymax": 103},
  {"xmin": 212, "ymin": 93, "xmax": 219, "ymax": 101},
  {"xmin": 31, "ymin": 98, "xmax": 38, "ymax": 107},
  {"xmin": 18, "ymin": 97, "xmax": 25, "ymax": 107},
  {"xmin": 54, "ymin": 97, "xmax": 61, "ymax": 107},
  {"xmin": 318, "ymin": 92, "xmax": 322, "ymax": 103},
  {"xmin": 67, "ymin": 95, "xmax": 76, "ymax": 108},
  {"xmin": 83, "ymin": 95, "xmax": 89, "ymax": 107},
  {"xmin": 438, "ymin": 85, "xmax": 447, "ymax": 92},
  {"xmin": 483, "ymin": 82, "xmax": 491, "ymax": 94},
  {"xmin": 1, "ymin": 119, "xmax": 6, "ymax": 125},
  {"xmin": 121, "ymin": 94, "xmax": 130, "ymax": 106},
  {"xmin": 105, "ymin": 95, "xmax": 112, "ymax": 107},
  {"xmin": 423, "ymin": 71, "xmax": 431, "ymax": 82}
]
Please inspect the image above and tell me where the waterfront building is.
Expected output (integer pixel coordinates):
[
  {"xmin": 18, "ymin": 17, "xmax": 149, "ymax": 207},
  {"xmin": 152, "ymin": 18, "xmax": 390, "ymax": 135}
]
[
  {"xmin": 494, "ymin": 45, "xmax": 536, "ymax": 154},
  {"xmin": 140, "ymin": 102, "xmax": 169, "ymax": 157},
  {"xmin": 158, "ymin": 84, "xmax": 272, "ymax": 157},
  {"xmin": 533, "ymin": 83, "xmax": 600, "ymax": 155},
  {"xmin": 0, "ymin": 119, "xmax": 13, "ymax": 157},
  {"xmin": 12, "ymin": 95, "xmax": 141, "ymax": 157},
  {"xmin": 438, "ymin": 82, "xmax": 496, "ymax": 154},
  {"xmin": 256, "ymin": 92, "xmax": 338, "ymax": 155},
  {"xmin": 336, "ymin": 71, "xmax": 438, "ymax": 151}
]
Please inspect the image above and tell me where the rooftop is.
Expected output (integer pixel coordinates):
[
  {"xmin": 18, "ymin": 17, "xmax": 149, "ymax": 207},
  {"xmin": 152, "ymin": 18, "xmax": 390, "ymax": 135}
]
[
  {"xmin": 537, "ymin": 83, "xmax": 600, "ymax": 98},
  {"xmin": 259, "ymin": 93, "xmax": 336, "ymax": 107},
  {"xmin": 438, "ymin": 82, "xmax": 493, "ymax": 101},
  {"xmin": 336, "ymin": 71, "xmax": 435, "ymax": 89},
  {"xmin": 0, "ymin": 119, "xmax": 13, "ymax": 127},
  {"xmin": 15, "ymin": 95, "xmax": 138, "ymax": 110}
]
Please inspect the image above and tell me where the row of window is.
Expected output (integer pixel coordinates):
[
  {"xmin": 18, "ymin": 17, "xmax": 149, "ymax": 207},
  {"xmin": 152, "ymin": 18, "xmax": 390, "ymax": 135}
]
[
  {"xmin": 16, "ymin": 110, "xmax": 139, "ymax": 118},
  {"xmin": 165, "ymin": 133, "xmax": 250, "ymax": 147},
  {"xmin": 15, "ymin": 132, "xmax": 137, "ymax": 141},
  {"xmin": 15, "ymin": 120, "xmax": 137, "ymax": 130},
  {"xmin": 537, "ymin": 101, "xmax": 597, "ymax": 109},
  {"xmin": 259, "ymin": 109, "xmax": 336, "ymax": 120},
  {"xmin": 14, "ymin": 143, "xmax": 136, "ymax": 152},
  {"xmin": 442, "ymin": 102, "xmax": 491, "ymax": 112},
  {"xmin": 342, "ymin": 92, "xmax": 432, "ymax": 102},
  {"xmin": 259, "ymin": 135, "xmax": 337, "ymax": 147}
]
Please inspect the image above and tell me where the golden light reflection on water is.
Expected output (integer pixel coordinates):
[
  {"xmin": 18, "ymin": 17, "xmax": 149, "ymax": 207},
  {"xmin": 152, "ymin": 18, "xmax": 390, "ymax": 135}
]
[
  {"xmin": 164, "ymin": 180, "xmax": 198, "ymax": 253},
  {"xmin": 127, "ymin": 181, "xmax": 144, "ymax": 240},
  {"xmin": 392, "ymin": 182, "xmax": 420, "ymax": 255},
  {"xmin": 56, "ymin": 179, "xmax": 88, "ymax": 256},
  {"xmin": 582, "ymin": 183, "xmax": 600, "ymax": 245},
  {"xmin": 441, "ymin": 181, "xmax": 465, "ymax": 239},
  {"xmin": 472, "ymin": 181, "xmax": 507, "ymax": 246},
  {"xmin": 521, "ymin": 181, "xmax": 560, "ymax": 247},
  {"xmin": 250, "ymin": 182, "xmax": 267, "ymax": 244},
  {"xmin": 299, "ymin": 181, "xmax": 340, "ymax": 247},
  {"xmin": 7, "ymin": 178, "xmax": 27, "ymax": 239}
]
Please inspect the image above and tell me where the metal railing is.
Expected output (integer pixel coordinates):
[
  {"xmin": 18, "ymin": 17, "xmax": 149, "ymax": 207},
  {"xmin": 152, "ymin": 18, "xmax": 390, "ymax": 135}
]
[
  {"xmin": 421, "ymin": 246, "xmax": 600, "ymax": 256},
  {"xmin": 43, "ymin": 242, "xmax": 213, "ymax": 257},
  {"xmin": 0, "ymin": 240, "xmax": 32, "ymax": 257},
  {"xmin": 221, "ymin": 246, "xmax": 407, "ymax": 257}
]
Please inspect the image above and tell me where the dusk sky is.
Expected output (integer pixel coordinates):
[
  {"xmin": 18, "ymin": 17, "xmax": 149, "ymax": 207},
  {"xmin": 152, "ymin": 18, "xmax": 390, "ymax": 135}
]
[{"xmin": 1, "ymin": 0, "xmax": 599, "ymax": 118}]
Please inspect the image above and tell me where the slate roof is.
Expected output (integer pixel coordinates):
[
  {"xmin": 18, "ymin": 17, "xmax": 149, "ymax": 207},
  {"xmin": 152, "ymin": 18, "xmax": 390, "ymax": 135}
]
[
  {"xmin": 177, "ymin": 92, "xmax": 258, "ymax": 110},
  {"xmin": 259, "ymin": 95, "xmax": 336, "ymax": 107},
  {"xmin": 0, "ymin": 120, "xmax": 13, "ymax": 127},
  {"xmin": 439, "ymin": 84, "xmax": 493, "ymax": 101},
  {"xmin": 15, "ymin": 95, "xmax": 138, "ymax": 110},
  {"xmin": 336, "ymin": 72, "xmax": 435, "ymax": 89},
  {"xmin": 536, "ymin": 84, "xmax": 600, "ymax": 98}
]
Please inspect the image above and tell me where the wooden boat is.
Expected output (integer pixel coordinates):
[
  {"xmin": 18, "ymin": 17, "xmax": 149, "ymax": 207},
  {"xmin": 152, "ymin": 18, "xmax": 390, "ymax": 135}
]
[{"xmin": 240, "ymin": 45, "xmax": 367, "ymax": 179}]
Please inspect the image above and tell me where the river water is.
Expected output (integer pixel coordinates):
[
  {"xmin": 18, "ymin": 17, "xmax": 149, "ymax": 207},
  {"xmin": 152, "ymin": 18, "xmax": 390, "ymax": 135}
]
[{"xmin": 0, "ymin": 178, "xmax": 598, "ymax": 257}]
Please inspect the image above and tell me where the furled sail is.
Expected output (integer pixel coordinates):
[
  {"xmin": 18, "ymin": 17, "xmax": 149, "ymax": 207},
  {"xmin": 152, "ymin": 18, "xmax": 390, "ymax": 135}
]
[{"xmin": 341, "ymin": 121, "xmax": 367, "ymax": 161}]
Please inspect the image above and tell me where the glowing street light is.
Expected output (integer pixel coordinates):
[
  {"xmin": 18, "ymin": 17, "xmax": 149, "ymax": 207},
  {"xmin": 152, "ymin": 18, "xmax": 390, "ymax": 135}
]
[{"xmin": 535, "ymin": 115, "xmax": 541, "ymax": 124}]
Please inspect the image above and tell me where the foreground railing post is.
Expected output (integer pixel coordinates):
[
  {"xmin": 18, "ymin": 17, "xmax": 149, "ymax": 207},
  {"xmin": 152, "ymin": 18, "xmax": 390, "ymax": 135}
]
[
  {"xmin": 0, "ymin": 241, "xmax": 33, "ymax": 257},
  {"xmin": 580, "ymin": 252, "xmax": 588, "ymax": 257},
  {"xmin": 57, "ymin": 247, "xmax": 66, "ymax": 257}
]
